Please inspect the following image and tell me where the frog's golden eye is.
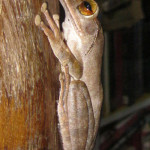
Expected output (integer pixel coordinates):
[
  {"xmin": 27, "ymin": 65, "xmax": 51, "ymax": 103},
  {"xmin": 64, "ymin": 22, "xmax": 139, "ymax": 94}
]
[{"xmin": 78, "ymin": 0, "xmax": 98, "ymax": 16}]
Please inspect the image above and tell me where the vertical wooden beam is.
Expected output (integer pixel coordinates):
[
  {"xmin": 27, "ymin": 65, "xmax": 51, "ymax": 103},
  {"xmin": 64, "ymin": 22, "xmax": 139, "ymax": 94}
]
[{"xmin": 0, "ymin": 0, "xmax": 61, "ymax": 149}]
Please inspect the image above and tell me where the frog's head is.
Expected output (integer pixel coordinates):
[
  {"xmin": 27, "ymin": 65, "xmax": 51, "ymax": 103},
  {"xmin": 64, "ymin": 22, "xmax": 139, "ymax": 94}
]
[{"xmin": 60, "ymin": 0, "xmax": 100, "ymax": 36}]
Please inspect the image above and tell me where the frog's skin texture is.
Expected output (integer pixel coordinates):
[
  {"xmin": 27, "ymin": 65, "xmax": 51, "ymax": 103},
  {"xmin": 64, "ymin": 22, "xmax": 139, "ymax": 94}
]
[{"xmin": 35, "ymin": 0, "xmax": 104, "ymax": 149}]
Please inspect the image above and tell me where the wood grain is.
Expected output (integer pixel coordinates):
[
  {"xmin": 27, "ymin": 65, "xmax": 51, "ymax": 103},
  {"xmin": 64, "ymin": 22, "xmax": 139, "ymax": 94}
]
[{"xmin": 0, "ymin": 0, "xmax": 61, "ymax": 149}]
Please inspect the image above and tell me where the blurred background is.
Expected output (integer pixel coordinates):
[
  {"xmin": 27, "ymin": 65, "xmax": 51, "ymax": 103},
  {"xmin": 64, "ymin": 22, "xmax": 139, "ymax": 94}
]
[{"xmin": 95, "ymin": 0, "xmax": 150, "ymax": 149}]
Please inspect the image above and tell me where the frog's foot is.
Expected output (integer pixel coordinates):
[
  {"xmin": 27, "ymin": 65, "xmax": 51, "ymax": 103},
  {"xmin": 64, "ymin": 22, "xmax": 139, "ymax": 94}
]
[
  {"xmin": 35, "ymin": 2, "xmax": 61, "ymax": 44},
  {"xmin": 35, "ymin": 14, "xmax": 55, "ymax": 41},
  {"xmin": 41, "ymin": 3, "xmax": 60, "ymax": 35}
]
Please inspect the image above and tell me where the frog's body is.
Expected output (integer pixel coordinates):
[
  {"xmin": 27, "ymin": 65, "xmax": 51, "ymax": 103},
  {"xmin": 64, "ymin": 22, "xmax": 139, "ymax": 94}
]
[{"xmin": 35, "ymin": 0, "xmax": 104, "ymax": 149}]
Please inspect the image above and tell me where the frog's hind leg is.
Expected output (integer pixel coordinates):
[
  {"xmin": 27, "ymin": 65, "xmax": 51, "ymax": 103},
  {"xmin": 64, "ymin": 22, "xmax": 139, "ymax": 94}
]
[
  {"xmin": 67, "ymin": 80, "xmax": 95, "ymax": 150},
  {"xmin": 58, "ymin": 69, "xmax": 94, "ymax": 150},
  {"xmin": 67, "ymin": 81, "xmax": 90, "ymax": 150},
  {"xmin": 58, "ymin": 71, "xmax": 72, "ymax": 150}
]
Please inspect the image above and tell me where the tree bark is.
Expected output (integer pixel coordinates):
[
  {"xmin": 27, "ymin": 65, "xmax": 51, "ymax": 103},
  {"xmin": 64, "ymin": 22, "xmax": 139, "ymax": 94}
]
[{"xmin": 0, "ymin": 0, "xmax": 61, "ymax": 149}]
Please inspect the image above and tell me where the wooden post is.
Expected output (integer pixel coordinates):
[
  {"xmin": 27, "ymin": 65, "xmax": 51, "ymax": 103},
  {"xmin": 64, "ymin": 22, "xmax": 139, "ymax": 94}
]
[{"xmin": 0, "ymin": 0, "xmax": 61, "ymax": 149}]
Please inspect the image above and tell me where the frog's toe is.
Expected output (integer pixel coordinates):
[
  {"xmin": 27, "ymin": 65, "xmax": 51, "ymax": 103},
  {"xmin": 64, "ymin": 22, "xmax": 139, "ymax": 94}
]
[
  {"xmin": 53, "ymin": 14, "xmax": 60, "ymax": 28},
  {"xmin": 41, "ymin": 2, "xmax": 47, "ymax": 13},
  {"xmin": 35, "ymin": 15, "xmax": 41, "ymax": 26}
]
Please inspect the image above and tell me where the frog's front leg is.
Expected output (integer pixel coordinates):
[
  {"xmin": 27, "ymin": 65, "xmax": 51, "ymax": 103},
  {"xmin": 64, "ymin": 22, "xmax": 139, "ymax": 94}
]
[
  {"xmin": 35, "ymin": 3, "xmax": 82, "ymax": 79},
  {"xmin": 58, "ymin": 66, "xmax": 95, "ymax": 150}
]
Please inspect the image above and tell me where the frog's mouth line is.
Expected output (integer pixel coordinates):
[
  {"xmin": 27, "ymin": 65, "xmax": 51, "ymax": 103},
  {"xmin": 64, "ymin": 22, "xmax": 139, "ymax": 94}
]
[
  {"xmin": 85, "ymin": 26, "xmax": 99, "ymax": 56},
  {"xmin": 59, "ymin": 0, "xmax": 83, "ymax": 35}
]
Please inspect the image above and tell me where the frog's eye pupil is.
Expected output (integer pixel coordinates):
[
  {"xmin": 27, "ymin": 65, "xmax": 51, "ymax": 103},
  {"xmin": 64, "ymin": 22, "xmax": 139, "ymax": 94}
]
[{"xmin": 84, "ymin": 1, "xmax": 92, "ymax": 11}]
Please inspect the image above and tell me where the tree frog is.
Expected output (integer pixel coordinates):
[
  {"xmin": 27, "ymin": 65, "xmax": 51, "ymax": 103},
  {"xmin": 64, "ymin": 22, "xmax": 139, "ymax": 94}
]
[{"xmin": 35, "ymin": 0, "xmax": 104, "ymax": 149}]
